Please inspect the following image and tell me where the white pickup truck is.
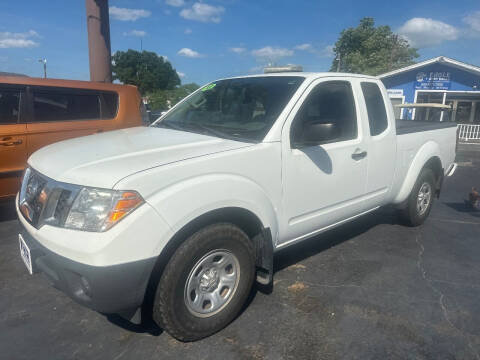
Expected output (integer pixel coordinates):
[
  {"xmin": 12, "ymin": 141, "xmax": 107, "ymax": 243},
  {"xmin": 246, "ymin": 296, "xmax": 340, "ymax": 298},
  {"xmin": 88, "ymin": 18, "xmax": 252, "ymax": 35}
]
[{"xmin": 16, "ymin": 72, "xmax": 457, "ymax": 341}]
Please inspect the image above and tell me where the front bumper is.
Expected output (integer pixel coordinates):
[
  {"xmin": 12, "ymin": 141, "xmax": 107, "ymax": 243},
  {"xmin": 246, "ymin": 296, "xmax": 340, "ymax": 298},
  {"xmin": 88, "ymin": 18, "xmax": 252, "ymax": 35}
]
[{"xmin": 19, "ymin": 221, "xmax": 157, "ymax": 318}]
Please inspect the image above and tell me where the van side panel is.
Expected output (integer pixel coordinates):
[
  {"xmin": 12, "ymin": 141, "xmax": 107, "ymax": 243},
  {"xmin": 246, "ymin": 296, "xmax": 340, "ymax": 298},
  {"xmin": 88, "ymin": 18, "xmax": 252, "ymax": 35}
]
[{"xmin": 0, "ymin": 76, "xmax": 141, "ymax": 198}]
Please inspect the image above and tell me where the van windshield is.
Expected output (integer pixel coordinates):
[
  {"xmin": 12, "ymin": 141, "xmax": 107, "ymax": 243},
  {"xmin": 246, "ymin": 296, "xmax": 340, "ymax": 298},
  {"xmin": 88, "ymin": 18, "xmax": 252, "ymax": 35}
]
[{"xmin": 153, "ymin": 76, "xmax": 304, "ymax": 142}]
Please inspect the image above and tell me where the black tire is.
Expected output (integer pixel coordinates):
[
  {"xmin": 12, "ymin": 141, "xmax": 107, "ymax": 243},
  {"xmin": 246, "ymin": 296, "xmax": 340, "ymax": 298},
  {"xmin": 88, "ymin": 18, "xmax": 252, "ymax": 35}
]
[
  {"xmin": 400, "ymin": 168, "xmax": 436, "ymax": 227},
  {"xmin": 152, "ymin": 223, "xmax": 255, "ymax": 341}
]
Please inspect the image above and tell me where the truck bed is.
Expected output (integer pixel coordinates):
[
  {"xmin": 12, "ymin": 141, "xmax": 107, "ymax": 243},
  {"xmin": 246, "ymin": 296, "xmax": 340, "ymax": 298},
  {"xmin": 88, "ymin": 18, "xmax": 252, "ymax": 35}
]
[{"xmin": 396, "ymin": 120, "xmax": 457, "ymax": 135}]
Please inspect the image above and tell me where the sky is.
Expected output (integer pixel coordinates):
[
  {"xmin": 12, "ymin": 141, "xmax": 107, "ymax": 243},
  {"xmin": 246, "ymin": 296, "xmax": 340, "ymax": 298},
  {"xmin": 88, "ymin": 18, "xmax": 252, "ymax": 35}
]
[{"xmin": 1, "ymin": 0, "xmax": 480, "ymax": 86}]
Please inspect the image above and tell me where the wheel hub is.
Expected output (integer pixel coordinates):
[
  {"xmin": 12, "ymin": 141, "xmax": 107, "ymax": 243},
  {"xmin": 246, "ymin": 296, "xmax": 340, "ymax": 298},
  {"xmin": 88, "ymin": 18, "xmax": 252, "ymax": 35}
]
[
  {"xmin": 417, "ymin": 182, "xmax": 432, "ymax": 216},
  {"xmin": 184, "ymin": 249, "xmax": 240, "ymax": 318},
  {"xmin": 199, "ymin": 268, "xmax": 219, "ymax": 292}
]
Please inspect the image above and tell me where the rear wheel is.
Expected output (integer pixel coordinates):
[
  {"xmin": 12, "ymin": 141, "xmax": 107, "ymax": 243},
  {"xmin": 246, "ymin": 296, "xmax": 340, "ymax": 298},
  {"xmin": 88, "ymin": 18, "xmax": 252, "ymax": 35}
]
[
  {"xmin": 400, "ymin": 168, "xmax": 436, "ymax": 227},
  {"xmin": 152, "ymin": 223, "xmax": 255, "ymax": 341}
]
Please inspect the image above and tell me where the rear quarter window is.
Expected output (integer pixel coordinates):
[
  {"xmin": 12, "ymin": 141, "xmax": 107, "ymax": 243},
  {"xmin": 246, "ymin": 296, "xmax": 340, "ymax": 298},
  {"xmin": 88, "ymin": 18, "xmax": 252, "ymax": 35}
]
[
  {"xmin": 99, "ymin": 92, "xmax": 118, "ymax": 119},
  {"xmin": 361, "ymin": 82, "xmax": 388, "ymax": 136}
]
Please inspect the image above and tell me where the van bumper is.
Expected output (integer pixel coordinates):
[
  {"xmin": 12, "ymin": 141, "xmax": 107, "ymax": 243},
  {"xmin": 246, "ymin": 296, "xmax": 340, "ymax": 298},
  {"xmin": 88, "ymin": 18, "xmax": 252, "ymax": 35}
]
[{"xmin": 19, "ymin": 222, "xmax": 156, "ymax": 320}]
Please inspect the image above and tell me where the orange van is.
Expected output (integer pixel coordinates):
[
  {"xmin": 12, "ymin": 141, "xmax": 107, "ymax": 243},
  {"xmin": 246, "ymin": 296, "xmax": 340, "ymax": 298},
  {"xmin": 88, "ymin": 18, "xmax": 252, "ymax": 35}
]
[{"xmin": 0, "ymin": 76, "xmax": 144, "ymax": 200}]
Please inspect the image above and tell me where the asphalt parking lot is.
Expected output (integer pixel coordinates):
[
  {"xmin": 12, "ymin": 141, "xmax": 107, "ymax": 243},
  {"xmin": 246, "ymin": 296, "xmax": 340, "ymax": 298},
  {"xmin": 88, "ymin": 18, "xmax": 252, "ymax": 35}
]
[{"xmin": 1, "ymin": 150, "xmax": 480, "ymax": 360}]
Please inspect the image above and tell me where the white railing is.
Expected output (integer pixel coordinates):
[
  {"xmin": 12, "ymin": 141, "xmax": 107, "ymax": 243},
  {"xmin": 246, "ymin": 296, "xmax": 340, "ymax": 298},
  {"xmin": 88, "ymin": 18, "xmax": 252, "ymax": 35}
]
[{"xmin": 457, "ymin": 124, "xmax": 480, "ymax": 141}]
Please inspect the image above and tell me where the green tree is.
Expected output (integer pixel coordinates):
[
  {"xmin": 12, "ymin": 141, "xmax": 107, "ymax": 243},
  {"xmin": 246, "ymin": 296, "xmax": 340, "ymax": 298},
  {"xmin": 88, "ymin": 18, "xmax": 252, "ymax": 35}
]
[
  {"xmin": 148, "ymin": 83, "xmax": 200, "ymax": 110},
  {"xmin": 331, "ymin": 18, "xmax": 419, "ymax": 75},
  {"xmin": 112, "ymin": 50, "xmax": 180, "ymax": 94}
]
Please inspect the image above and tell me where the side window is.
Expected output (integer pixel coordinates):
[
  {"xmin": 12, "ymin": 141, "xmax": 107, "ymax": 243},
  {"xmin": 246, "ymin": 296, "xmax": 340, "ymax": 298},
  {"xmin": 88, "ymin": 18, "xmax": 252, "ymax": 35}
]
[
  {"xmin": 32, "ymin": 88, "xmax": 100, "ymax": 122},
  {"xmin": 361, "ymin": 82, "xmax": 388, "ymax": 136},
  {"xmin": 99, "ymin": 92, "xmax": 118, "ymax": 119},
  {"xmin": 291, "ymin": 81, "xmax": 357, "ymax": 145},
  {"xmin": 0, "ymin": 89, "xmax": 22, "ymax": 124}
]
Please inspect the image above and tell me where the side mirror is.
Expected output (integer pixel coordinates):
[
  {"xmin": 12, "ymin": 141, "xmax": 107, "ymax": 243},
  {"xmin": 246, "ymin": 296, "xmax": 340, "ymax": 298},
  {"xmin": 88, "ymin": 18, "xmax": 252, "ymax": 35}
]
[{"xmin": 295, "ymin": 122, "xmax": 339, "ymax": 147}]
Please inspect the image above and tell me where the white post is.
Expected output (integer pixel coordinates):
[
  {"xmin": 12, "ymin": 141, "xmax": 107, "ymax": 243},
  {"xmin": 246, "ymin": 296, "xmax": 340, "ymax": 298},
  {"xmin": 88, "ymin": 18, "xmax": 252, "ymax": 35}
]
[
  {"xmin": 470, "ymin": 102, "xmax": 476, "ymax": 124},
  {"xmin": 440, "ymin": 92, "xmax": 447, "ymax": 122}
]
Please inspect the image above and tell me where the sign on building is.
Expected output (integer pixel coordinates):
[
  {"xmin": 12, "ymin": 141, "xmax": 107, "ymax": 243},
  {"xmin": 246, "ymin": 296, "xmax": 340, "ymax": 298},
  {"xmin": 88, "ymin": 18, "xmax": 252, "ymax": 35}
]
[
  {"xmin": 415, "ymin": 72, "xmax": 451, "ymax": 90},
  {"xmin": 387, "ymin": 89, "xmax": 404, "ymax": 97}
]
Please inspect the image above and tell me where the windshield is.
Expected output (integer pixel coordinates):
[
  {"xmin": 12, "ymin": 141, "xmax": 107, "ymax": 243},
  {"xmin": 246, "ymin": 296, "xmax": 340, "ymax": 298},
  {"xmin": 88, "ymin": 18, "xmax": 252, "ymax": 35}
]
[{"xmin": 153, "ymin": 76, "xmax": 304, "ymax": 142}]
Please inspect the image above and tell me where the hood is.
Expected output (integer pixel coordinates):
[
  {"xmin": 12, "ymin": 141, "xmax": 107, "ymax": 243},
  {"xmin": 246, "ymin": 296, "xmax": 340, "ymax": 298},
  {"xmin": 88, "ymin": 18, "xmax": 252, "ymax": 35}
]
[{"xmin": 28, "ymin": 126, "xmax": 252, "ymax": 189}]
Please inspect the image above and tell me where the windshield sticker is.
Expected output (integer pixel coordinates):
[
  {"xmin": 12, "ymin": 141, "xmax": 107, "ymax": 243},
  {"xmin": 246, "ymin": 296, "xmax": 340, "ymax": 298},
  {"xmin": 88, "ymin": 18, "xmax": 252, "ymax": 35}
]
[{"xmin": 202, "ymin": 83, "xmax": 217, "ymax": 91}]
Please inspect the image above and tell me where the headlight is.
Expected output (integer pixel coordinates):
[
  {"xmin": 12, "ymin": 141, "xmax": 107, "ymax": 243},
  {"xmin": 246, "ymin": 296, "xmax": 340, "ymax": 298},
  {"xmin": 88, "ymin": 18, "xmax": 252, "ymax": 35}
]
[{"xmin": 64, "ymin": 187, "xmax": 144, "ymax": 232}]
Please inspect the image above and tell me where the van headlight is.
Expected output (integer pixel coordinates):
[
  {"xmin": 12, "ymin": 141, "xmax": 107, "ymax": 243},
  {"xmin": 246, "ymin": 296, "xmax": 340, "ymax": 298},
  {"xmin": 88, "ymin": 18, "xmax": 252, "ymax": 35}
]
[{"xmin": 63, "ymin": 188, "xmax": 144, "ymax": 232}]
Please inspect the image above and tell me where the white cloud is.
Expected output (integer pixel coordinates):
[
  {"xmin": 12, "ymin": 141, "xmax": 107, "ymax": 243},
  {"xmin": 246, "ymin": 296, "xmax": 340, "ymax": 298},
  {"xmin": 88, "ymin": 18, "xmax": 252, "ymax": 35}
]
[
  {"xmin": 463, "ymin": 11, "xmax": 480, "ymax": 33},
  {"xmin": 294, "ymin": 43, "xmax": 313, "ymax": 51},
  {"xmin": 177, "ymin": 47, "xmax": 203, "ymax": 58},
  {"xmin": 398, "ymin": 18, "xmax": 459, "ymax": 48},
  {"xmin": 109, "ymin": 6, "xmax": 151, "ymax": 21},
  {"xmin": 251, "ymin": 46, "xmax": 293, "ymax": 61},
  {"xmin": 319, "ymin": 44, "xmax": 335, "ymax": 58},
  {"xmin": 230, "ymin": 47, "xmax": 246, "ymax": 54},
  {"xmin": 184, "ymin": 28, "xmax": 192, "ymax": 34},
  {"xmin": 180, "ymin": 3, "xmax": 225, "ymax": 23},
  {"xmin": 123, "ymin": 30, "xmax": 147, "ymax": 37},
  {"xmin": 0, "ymin": 30, "xmax": 39, "ymax": 48},
  {"xmin": 249, "ymin": 65, "xmax": 263, "ymax": 73},
  {"xmin": 165, "ymin": 0, "xmax": 185, "ymax": 7},
  {"xmin": 177, "ymin": 71, "xmax": 186, "ymax": 78}
]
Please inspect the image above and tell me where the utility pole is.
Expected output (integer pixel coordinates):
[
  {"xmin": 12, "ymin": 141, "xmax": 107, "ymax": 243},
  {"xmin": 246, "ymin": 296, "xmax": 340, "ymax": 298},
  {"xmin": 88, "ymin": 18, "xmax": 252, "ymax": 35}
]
[
  {"xmin": 336, "ymin": 52, "xmax": 341, "ymax": 72},
  {"xmin": 38, "ymin": 58, "xmax": 47, "ymax": 78},
  {"xmin": 86, "ymin": 0, "xmax": 112, "ymax": 82}
]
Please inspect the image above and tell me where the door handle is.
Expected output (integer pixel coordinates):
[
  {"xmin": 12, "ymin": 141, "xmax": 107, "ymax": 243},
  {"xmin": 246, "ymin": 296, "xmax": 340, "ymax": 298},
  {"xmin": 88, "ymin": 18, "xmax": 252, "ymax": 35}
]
[
  {"xmin": 351, "ymin": 149, "xmax": 367, "ymax": 160},
  {"xmin": 0, "ymin": 137, "xmax": 22, "ymax": 146}
]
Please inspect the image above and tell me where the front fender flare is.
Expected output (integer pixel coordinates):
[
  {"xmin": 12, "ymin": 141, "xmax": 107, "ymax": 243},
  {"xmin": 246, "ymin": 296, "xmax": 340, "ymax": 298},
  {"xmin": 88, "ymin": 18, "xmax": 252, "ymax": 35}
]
[{"xmin": 146, "ymin": 173, "xmax": 279, "ymax": 255}]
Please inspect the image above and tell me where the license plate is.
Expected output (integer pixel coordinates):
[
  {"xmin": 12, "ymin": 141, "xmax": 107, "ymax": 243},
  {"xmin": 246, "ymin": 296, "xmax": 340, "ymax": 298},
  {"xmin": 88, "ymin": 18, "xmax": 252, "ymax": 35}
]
[{"xmin": 19, "ymin": 234, "xmax": 33, "ymax": 275}]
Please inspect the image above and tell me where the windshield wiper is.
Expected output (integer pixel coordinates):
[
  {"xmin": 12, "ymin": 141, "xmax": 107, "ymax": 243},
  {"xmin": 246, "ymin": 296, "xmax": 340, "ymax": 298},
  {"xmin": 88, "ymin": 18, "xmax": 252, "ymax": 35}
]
[
  {"xmin": 155, "ymin": 120, "xmax": 185, "ymax": 132},
  {"xmin": 188, "ymin": 123, "xmax": 255, "ymax": 143},
  {"xmin": 157, "ymin": 120, "xmax": 256, "ymax": 143},
  {"xmin": 189, "ymin": 123, "xmax": 229, "ymax": 138}
]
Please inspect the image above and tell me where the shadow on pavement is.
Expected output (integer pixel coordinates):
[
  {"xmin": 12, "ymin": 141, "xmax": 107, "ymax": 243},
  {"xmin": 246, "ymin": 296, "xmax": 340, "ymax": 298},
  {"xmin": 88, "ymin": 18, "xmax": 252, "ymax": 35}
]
[
  {"xmin": 273, "ymin": 208, "xmax": 398, "ymax": 273},
  {"xmin": 443, "ymin": 202, "xmax": 480, "ymax": 217},
  {"xmin": 106, "ymin": 314, "xmax": 163, "ymax": 336},
  {"xmin": 0, "ymin": 200, "xmax": 17, "ymax": 222}
]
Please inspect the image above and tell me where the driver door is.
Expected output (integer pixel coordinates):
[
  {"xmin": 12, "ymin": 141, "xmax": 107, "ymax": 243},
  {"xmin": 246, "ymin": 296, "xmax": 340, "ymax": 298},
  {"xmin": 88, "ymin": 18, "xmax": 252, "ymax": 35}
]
[{"xmin": 279, "ymin": 78, "xmax": 369, "ymax": 244}]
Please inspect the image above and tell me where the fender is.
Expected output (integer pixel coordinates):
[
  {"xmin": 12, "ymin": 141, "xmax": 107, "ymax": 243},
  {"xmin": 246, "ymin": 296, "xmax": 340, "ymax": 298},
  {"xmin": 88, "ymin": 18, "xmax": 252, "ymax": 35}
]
[
  {"xmin": 145, "ymin": 173, "xmax": 279, "ymax": 255},
  {"xmin": 393, "ymin": 141, "xmax": 442, "ymax": 204}
]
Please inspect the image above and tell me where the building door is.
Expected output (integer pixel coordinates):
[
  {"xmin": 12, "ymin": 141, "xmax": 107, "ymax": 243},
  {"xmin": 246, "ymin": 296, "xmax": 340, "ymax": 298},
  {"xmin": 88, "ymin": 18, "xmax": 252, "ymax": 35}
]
[
  {"xmin": 475, "ymin": 102, "xmax": 480, "ymax": 123},
  {"xmin": 456, "ymin": 102, "xmax": 472, "ymax": 123}
]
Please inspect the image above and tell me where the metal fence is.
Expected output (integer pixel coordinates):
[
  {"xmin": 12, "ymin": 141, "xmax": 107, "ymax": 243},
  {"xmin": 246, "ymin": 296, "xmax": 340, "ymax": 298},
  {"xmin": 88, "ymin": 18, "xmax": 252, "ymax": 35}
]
[{"xmin": 457, "ymin": 124, "xmax": 480, "ymax": 141}]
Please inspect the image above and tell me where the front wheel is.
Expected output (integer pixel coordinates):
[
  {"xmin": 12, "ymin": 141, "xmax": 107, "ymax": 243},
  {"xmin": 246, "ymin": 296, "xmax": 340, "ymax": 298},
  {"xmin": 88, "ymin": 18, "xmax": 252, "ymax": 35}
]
[
  {"xmin": 152, "ymin": 223, "xmax": 255, "ymax": 341},
  {"xmin": 400, "ymin": 168, "xmax": 436, "ymax": 227}
]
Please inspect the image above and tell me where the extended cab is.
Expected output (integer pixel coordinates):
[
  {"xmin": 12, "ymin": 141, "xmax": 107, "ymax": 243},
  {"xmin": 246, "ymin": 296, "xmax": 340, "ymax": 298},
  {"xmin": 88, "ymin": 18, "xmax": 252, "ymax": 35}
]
[{"xmin": 16, "ymin": 73, "xmax": 457, "ymax": 341}]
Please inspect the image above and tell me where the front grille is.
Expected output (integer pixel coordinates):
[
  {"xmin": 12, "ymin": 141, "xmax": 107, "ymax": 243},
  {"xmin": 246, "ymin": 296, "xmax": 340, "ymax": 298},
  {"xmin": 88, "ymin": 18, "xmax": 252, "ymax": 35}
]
[{"xmin": 18, "ymin": 168, "xmax": 80, "ymax": 229}]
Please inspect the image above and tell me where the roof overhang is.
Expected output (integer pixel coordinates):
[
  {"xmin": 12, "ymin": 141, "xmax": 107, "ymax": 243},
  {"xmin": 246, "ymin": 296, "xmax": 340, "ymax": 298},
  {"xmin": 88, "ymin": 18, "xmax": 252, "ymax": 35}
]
[{"xmin": 379, "ymin": 56, "xmax": 480, "ymax": 79}]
